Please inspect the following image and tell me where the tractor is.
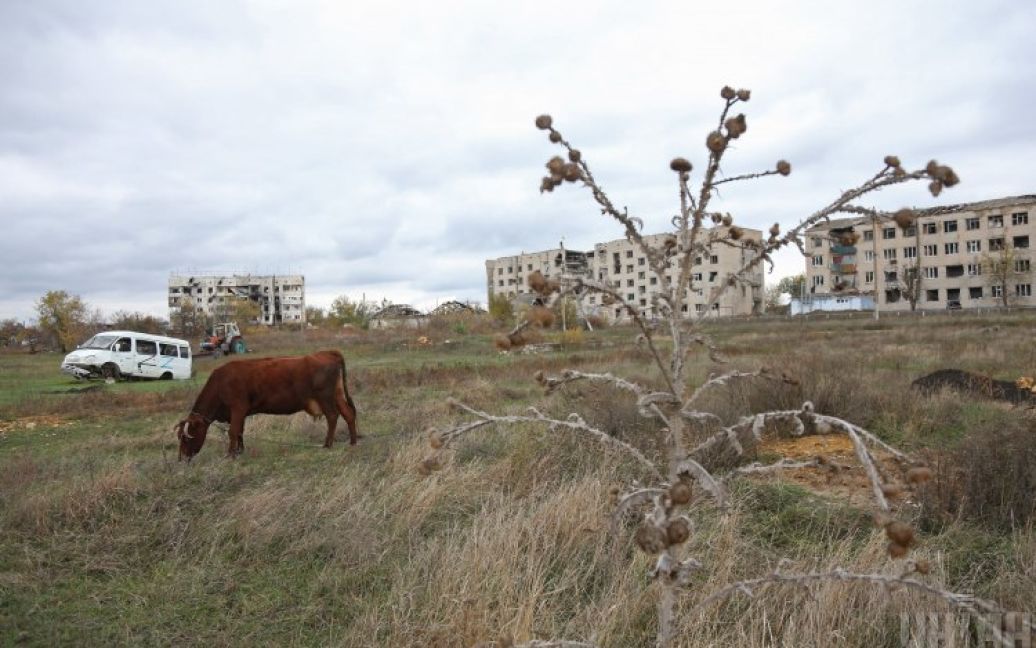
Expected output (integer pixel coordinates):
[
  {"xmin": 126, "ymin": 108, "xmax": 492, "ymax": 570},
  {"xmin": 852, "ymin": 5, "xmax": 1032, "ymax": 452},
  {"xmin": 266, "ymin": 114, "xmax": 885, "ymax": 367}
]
[{"xmin": 199, "ymin": 322, "xmax": 247, "ymax": 358}]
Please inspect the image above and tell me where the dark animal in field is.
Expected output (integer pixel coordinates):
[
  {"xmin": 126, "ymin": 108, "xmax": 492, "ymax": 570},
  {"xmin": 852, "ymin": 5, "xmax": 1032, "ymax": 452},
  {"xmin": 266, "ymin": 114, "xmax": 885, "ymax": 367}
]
[
  {"xmin": 911, "ymin": 369, "xmax": 1035, "ymax": 404},
  {"xmin": 174, "ymin": 350, "xmax": 358, "ymax": 461}
]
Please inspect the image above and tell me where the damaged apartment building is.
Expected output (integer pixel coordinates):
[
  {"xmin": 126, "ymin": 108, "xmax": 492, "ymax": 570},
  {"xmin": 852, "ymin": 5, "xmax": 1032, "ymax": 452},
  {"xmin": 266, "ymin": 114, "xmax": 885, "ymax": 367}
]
[
  {"xmin": 803, "ymin": 195, "xmax": 1036, "ymax": 311},
  {"xmin": 485, "ymin": 227, "xmax": 765, "ymax": 322},
  {"xmin": 168, "ymin": 273, "xmax": 306, "ymax": 325}
]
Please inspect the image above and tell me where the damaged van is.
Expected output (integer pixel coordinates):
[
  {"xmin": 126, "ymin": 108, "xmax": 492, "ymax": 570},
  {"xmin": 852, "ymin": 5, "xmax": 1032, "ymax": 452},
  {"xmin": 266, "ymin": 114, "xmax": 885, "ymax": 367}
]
[{"xmin": 61, "ymin": 331, "xmax": 192, "ymax": 381}]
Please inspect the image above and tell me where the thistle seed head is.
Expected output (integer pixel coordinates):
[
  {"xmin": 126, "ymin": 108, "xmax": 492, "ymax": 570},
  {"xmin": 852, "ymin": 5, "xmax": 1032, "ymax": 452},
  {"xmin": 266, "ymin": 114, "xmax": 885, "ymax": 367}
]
[
  {"xmin": 670, "ymin": 157, "xmax": 692, "ymax": 173},
  {"xmin": 736, "ymin": 88, "xmax": 751, "ymax": 101},
  {"xmin": 720, "ymin": 85, "xmax": 736, "ymax": 100},
  {"xmin": 669, "ymin": 481, "xmax": 693, "ymax": 505},
  {"xmin": 711, "ymin": 213, "xmax": 723, "ymax": 224},
  {"xmin": 724, "ymin": 114, "xmax": 747, "ymax": 138},
  {"xmin": 634, "ymin": 522, "xmax": 668, "ymax": 555},
  {"xmin": 928, "ymin": 180, "xmax": 943, "ymax": 197},
  {"xmin": 884, "ymin": 155, "xmax": 901, "ymax": 167},
  {"xmin": 906, "ymin": 466, "xmax": 932, "ymax": 484},
  {"xmin": 776, "ymin": 160, "xmax": 792, "ymax": 176},
  {"xmin": 881, "ymin": 483, "xmax": 903, "ymax": 498},
  {"xmin": 528, "ymin": 305, "xmax": 555, "ymax": 328},
  {"xmin": 428, "ymin": 428, "xmax": 444, "ymax": 449},
  {"xmin": 706, "ymin": 131, "xmax": 727, "ymax": 154},
  {"xmin": 561, "ymin": 162, "xmax": 582, "ymax": 182},
  {"xmin": 885, "ymin": 520, "xmax": 915, "ymax": 547},
  {"xmin": 549, "ymin": 131, "xmax": 562, "ymax": 143},
  {"xmin": 722, "ymin": 213, "xmax": 733, "ymax": 227},
  {"xmin": 914, "ymin": 559, "xmax": 931, "ymax": 575},
  {"xmin": 534, "ymin": 114, "xmax": 553, "ymax": 130},
  {"xmin": 769, "ymin": 223, "xmax": 781, "ymax": 237},
  {"xmin": 729, "ymin": 226, "xmax": 743, "ymax": 240},
  {"xmin": 546, "ymin": 156, "xmax": 565, "ymax": 174},
  {"xmin": 893, "ymin": 208, "xmax": 916, "ymax": 229},
  {"xmin": 568, "ymin": 149, "xmax": 582, "ymax": 163},
  {"xmin": 888, "ymin": 541, "xmax": 910, "ymax": 559},
  {"xmin": 666, "ymin": 518, "xmax": 691, "ymax": 545}
]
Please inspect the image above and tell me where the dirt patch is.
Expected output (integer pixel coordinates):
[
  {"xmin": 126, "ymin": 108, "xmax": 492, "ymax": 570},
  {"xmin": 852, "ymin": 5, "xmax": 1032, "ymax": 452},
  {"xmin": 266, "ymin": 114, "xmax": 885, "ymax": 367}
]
[
  {"xmin": 755, "ymin": 434, "xmax": 906, "ymax": 509},
  {"xmin": 0, "ymin": 415, "xmax": 74, "ymax": 436}
]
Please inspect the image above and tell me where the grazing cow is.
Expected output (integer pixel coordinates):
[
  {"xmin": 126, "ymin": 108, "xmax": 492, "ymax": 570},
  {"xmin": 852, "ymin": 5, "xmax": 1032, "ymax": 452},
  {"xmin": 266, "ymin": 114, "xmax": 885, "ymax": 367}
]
[{"xmin": 174, "ymin": 350, "xmax": 358, "ymax": 461}]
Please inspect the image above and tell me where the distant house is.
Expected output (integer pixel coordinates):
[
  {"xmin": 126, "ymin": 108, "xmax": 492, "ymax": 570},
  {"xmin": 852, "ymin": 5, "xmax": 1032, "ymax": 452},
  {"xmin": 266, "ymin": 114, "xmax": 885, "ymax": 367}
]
[
  {"xmin": 790, "ymin": 294, "xmax": 875, "ymax": 315},
  {"xmin": 369, "ymin": 304, "xmax": 426, "ymax": 329}
]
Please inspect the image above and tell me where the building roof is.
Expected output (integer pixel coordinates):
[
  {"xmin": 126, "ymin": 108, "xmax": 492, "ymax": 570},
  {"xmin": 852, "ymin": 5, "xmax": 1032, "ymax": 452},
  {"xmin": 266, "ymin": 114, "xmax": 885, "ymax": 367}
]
[
  {"xmin": 372, "ymin": 304, "xmax": 424, "ymax": 319},
  {"xmin": 806, "ymin": 194, "xmax": 1036, "ymax": 234}
]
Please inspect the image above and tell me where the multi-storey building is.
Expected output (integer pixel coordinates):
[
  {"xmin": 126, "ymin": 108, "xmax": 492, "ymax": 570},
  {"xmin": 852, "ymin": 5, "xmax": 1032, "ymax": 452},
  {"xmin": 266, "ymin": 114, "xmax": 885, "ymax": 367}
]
[
  {"xmin": 168, "ymin": 273, "xmax": 306, "ymax": 325},
  {"xmin": 485, "ymin": 227, "xmax": 765, "ymax": 321},
  {"xmin": 803, "ymin": 195, "xmax": 1036, "ymax": 310}
]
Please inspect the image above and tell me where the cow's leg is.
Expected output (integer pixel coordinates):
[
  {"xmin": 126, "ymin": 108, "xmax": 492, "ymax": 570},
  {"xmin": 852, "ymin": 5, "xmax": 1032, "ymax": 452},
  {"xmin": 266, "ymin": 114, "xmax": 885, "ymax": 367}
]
[
  {"xmin": 319, "ymin": 399, "xmax": 338, "ymax": 449},
  {"xmin": 335, "ymin": 386, "xmax": 359, "ymax": 445},
  {"xmin": 228, "ymin": 410, "xmax": 246, "ymax": 458}
]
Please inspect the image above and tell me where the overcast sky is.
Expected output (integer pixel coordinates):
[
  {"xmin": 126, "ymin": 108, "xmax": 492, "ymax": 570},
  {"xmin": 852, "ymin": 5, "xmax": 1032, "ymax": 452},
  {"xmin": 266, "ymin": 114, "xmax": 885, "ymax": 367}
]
[{"xmin": 2, "ymin": 0, "xmax": 1034, "ymax": 322}]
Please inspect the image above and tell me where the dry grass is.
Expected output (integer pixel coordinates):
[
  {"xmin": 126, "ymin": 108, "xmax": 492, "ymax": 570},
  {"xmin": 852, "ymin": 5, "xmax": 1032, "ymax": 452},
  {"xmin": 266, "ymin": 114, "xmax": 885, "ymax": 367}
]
[{"xmin": 2, "ymin": 317, "xmax": 1035, "ymax": 645}]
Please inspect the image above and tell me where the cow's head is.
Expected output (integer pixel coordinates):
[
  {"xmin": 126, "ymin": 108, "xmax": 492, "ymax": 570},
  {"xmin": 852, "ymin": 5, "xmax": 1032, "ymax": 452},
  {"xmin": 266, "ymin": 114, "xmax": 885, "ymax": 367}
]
[{"xmin": 174, "ymin": 413, "xmax": 211, "ymax": 461}]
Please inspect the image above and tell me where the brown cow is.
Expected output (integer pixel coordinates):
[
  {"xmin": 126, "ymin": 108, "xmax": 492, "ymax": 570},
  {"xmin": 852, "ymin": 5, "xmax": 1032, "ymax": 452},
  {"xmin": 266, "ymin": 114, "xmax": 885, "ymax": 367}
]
[{"xmin": 174, "ymin": 350, "xmax": 358, "ymax": 461}]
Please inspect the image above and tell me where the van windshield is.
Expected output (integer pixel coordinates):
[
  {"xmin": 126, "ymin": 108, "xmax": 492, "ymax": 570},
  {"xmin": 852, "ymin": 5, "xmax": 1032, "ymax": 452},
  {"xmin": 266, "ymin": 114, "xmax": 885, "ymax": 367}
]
[{"xmin": 81, "ymin": 334, "xmax": 119, "ymax": 350}]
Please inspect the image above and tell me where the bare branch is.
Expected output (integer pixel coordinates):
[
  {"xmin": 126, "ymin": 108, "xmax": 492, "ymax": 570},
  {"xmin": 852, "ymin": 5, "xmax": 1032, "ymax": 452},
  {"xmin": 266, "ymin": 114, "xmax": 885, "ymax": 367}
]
[
  {"xmin": 723, "ymin": 457, "xmax": 819, "ymax": 481},
  {"xmin": 712, "ymin": 168, "xmax": 782, "ymax": 186},
  {"xmin": 443, "ymin": 399, "xmax": 662, "ymax": 480}
]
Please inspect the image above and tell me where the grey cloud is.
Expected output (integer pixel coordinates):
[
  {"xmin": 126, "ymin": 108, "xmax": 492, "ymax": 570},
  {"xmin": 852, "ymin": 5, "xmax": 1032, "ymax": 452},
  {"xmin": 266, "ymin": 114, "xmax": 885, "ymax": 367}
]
[{"xmin": 1, "ymin": 0, "xmax": 1033, "ymax": 320}]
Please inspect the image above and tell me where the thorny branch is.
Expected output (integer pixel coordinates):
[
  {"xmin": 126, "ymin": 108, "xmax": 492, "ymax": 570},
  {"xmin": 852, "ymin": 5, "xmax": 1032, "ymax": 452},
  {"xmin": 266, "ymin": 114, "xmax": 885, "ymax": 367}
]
[{"xmin": 440, "ymin": 399, "xmax": 663, "ymax": 480}]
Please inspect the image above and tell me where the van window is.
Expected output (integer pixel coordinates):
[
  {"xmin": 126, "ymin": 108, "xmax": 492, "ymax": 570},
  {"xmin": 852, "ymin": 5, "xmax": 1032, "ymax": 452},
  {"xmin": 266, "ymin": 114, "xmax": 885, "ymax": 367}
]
[
  {"xmin": 115, "ymin": 337, "xmax": 132, "ymax": 352},
  {"xmin": 160, "ymin": 343, "xmax": 178, "ymax": 357},
  {"xmin": 178, "ymin": 346, "xmax": 189, "ymax": 358},
  {"xmin": 136, "ymin": 340, "xmax": 157, "ymax": 356}
]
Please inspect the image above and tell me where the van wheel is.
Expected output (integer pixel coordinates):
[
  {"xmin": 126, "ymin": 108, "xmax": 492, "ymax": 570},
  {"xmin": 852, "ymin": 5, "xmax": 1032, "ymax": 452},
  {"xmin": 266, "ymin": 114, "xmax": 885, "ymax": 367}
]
[
  {"xmin": 101, "ymin": 363, "xmax": 120, "ymax": 380},
  {"xmin": 160, "ymin": 372, "xmax": 173, "ymax": 380}
]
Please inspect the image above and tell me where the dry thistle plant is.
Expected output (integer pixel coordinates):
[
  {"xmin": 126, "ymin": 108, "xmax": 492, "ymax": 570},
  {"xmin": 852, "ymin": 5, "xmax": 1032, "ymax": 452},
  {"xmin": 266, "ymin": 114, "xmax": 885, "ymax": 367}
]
[{"xmin": 422, "ymin": 88, "xmax": 1027, "ymax": 647}]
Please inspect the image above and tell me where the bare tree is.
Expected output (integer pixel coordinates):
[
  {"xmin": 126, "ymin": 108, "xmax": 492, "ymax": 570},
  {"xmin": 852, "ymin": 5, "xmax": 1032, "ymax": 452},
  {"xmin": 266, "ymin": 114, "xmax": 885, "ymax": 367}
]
[
  {"xmin": 981, "ymin": 243, "xmax": 1023, "ymax": 308},
  {"xmin": 421, "ymin": 88, "xmax": 1022, "ymax": 647}
]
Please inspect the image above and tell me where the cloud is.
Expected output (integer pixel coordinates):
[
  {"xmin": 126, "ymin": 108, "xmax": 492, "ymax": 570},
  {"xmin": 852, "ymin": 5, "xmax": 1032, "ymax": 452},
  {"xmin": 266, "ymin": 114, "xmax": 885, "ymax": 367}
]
[{"xmin": 1, "ymin": 0, "xmax": 1033, "ymax": 322}]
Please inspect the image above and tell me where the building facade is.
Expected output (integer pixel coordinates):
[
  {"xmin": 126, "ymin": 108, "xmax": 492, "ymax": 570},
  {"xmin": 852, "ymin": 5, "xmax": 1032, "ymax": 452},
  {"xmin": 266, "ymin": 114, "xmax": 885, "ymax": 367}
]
[
  {"xmin": 804, "ymin": 195, "xmax": 1036, "ymax": 311},
  {"xmin": 485, "ymin": 228, "xmax": 765, "ymax": 322},
  {"xmin": 168, "ymin": 273, "xmax": 306, "ymax": 325}
]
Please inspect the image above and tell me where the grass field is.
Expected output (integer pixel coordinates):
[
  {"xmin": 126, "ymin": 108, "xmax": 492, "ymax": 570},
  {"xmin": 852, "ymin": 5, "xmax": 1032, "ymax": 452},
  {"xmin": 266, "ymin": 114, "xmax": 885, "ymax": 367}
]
[{"xmin": 1, "ymin": 315, "xmax": 1034, "ymax": 646}]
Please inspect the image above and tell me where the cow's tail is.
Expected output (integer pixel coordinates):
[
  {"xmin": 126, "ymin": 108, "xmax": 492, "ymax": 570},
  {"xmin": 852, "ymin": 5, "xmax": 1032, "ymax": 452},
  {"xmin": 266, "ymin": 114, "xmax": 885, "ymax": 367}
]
[{"xmin": 339, "ymin": 352, "xmax": 357, "ymax": 414}]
